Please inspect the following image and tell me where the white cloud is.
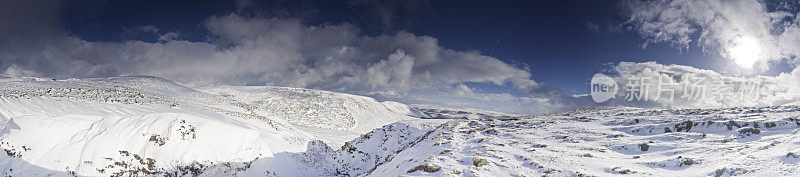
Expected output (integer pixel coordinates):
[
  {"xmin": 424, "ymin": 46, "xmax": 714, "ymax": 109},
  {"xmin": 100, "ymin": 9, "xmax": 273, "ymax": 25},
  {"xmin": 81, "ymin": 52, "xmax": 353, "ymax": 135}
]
[
  {"xmin": 2, "ymin": 64, "xmax": 40, "ymax": 77},
  {"xmin": 135, "ymin": 25, "xmax": 159, "ymax": 34},
  {"xmin": 11, "ymin": 1, "xmax": 796, "ymax": 114},
  {"xmin": 197, "ymin": 14, "xmax": 545, "ymax": 92},
  {"xmin": 0, "ymin": 9, "xmax": 545, "ymax": 91},
  {"xmin": 598, "ymin": 62, "xmax": 800, "ymax": 108},
  {"xmin": 623, "ymin": 0, "xmax": 800, "ymax": 69},
  {"xmin": 619, "ymin": 0, "xmax": 800, "ymax": 107},
  {"xmin": 451, "ymin": 84, "xmax": 473, "ymax": 96},
  {"xmin": 157, "ymin": 32, "xmax": 180, "ymax": 41},
  {"xmin": 0, "ymin": 3, "xmax": 561, "ymax": 114}
]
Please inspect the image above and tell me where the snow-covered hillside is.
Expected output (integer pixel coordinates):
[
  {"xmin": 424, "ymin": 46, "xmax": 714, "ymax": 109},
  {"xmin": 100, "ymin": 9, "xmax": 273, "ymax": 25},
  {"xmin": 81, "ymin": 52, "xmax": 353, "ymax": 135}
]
[
  {"xmin": 3, "ymin": 76, "xmax": 800, "ymax": 177},
  {"xmin": 0, "ymin": 76, "xmax": 414, "ymax": 176},
  {"xmin": 96, "ymin": 105, "xmax": 800, "ymax": 177},
  {"xmin": 196, "ymin": 86, "xmax": 417, "ymax": 147},
  {"xmin": 203, "ymin": 106, "xmax": 800, "ymax": 177},
  {"xmin": 411, "ymin": 104, "xmax": 520, "ymax": 120}
]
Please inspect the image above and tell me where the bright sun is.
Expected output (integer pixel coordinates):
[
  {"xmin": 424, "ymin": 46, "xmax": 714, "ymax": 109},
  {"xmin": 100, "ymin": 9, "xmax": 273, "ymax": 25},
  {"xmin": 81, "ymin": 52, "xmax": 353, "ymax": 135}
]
[{"xmin": 729, "ymin": 36, "xmax": 762, "ymax": 68}]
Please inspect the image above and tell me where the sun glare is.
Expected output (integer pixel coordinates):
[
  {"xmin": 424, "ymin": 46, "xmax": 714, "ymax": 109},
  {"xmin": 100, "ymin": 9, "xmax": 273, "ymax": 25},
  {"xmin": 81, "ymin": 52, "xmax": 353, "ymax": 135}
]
[{"xmin": 729, "ymin": 36, "xmax": 762, "ymax": 68}]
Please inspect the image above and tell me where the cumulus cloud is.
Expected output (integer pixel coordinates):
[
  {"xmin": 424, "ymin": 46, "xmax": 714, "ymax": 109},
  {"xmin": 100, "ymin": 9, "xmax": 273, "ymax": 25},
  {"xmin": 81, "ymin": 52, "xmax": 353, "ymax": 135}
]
[
  {"xmin": 596, "ymin": 62, "xmax": 800, "ymax": 108},
  {"xmin": 610, "ymin": 0, "xmax": 800, "ymax": 109},
  {"xmin": 451, "ymin": 84, "xmax": 473, "ymax": 96},
  {"xmin": 157, "ymin": 32, "xmax": 180, "ymax": 42},
  {"xmin": 0, "ymin": 0, "xmax": 563, "ymax": 114},
  {"xmin": 198, "ymin": 14, "xmax": 546, "ymax": 93},
  {"xmin": 437, "ymin": 60, "xmax": 800, "ymax": 113},
  {"xmin": 2, "ymin": 65, "xmax": 41, "ymax": 77},
  {"xmin": 12, "ymin": 0, "xmax": 796, "ymax": 114},
  {"xmin": 0, "ymin": 8, "xmax": 544, "ymax": 90},
  {"xmin": 622, "ymin": 0, "xmax": 800, "ymax": 69}
]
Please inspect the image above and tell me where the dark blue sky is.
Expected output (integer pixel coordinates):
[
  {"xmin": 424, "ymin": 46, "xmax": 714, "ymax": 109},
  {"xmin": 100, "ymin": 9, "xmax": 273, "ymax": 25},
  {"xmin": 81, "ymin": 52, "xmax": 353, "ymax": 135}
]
[{"xmin": 60, "ymin": 0, "xmax": 733, "ymax": 95}]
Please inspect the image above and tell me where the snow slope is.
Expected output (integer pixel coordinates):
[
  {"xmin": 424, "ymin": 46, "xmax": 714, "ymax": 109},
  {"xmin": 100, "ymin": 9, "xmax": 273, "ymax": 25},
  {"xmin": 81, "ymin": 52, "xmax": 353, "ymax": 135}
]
[
  {"xmin": 3, "ymin": 76, "xmax": 800, "ymax": 176},
  {"xmin": 196, "ymin": 86, "xmax": 414, "ymax": 132},
  {"xmin": 196, "ymin": 86, "xmax": 416, "ymax": 147},
  {"xmin": 0, "ymin": 77, "xmax": 413, "ymax": 176},
  {"xmin": 178, "ymin": 106, "xmax": 800, "ymax": 177},
  {"xmin": 411, "ymin": 104, "xmax": 519, "ymax": 119},
  {"xmin": 2, "ymin": 102, "xmax": 272, "ymax": 176}
]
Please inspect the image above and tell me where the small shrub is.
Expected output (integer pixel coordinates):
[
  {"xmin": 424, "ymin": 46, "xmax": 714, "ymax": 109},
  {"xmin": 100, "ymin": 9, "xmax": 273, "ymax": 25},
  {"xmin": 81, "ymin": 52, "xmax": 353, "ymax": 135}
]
[
  {"xmin": 611, "ymin": 167, "xmax": 634, "ymax": 174},
  {"xmin": 680, "ymin": 157, "xmax": 694, "ymax": 166},
  {"xmin": 543, "ymin": 168, "xmax": 553, "ymax": 173},
  {"xmin": 638, "ymin": 143, "xmax": 650, "ymax": 151},
  {"xmin": 529, "ymin": 162, "xmax": 543, "ymax": 168},
  {"xmin": 472, "ymin": 157, "xmax": 489, "ymax": 167},
  {"xmin": 674, "ymin": 120, "xmax": 694, "ymax": 132},
  {"xmin": 407, "ymin": 164, "xmax": 440, "ymax": 173},
  {"xmin": 483, "ymin": 128, "xmax": 499, "ymax": 135},
  {"xmin": 787, "ymin": 152, "xmax": 798, "ymax": 158},
  {"xmin": 148, "ymin": 135, "xmax": 166, "ymax": 146},
  {"xmin": 738, "ymin": 127, "xmax": 761, "ymax": 136}
]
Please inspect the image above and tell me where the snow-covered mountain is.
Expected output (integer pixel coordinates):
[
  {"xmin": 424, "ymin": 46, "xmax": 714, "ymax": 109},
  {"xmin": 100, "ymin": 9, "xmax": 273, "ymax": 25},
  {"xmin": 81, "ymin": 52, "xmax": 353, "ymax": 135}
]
[
  {"xmin": 127, "ymin": 105, "xmax": 800, "ymax": 177},
  {"xmin": 196, "ymin": 86, "xmax": 417, "ymax": 146},
  {"xmin": 0, "ymin": 76, "xmax": 415, "ymax": 176},
  {"xmin": 411, "ymin": 104, "xmax": 520, "ymax": 120},
  {"xmin": 2, "ymin": 76, "xmax": 800, "ymax": 176}
]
